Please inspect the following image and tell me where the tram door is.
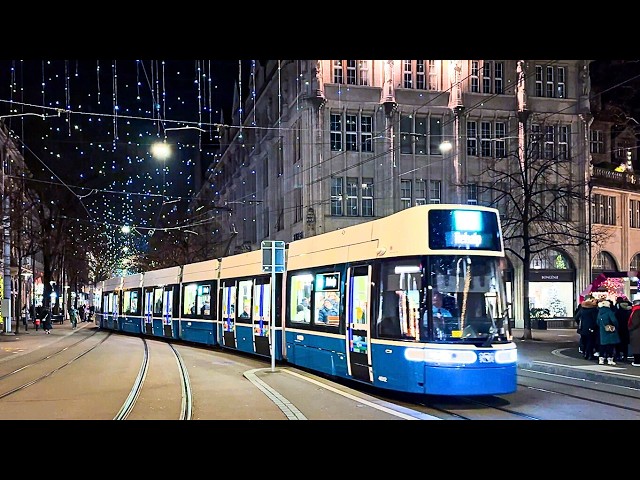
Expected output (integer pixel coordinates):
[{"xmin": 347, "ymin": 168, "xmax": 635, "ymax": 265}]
[
  {"xmin": 162, "ymin": 288, "xmax": 173, "ymax": 337},
  {"xmin": 221, "ymin": 282, "xmax": 237, "ymax": 348},
  {"xmin": 143, "ymin": 290, "xmax": 153, "ymax": 334},
  {"xmin": 252, "ymin": 280, "xmax": 271, "ymax": 356},
  {"xmin": 345, "ymin": 265, "xmax": 373, "ymax": 383}
]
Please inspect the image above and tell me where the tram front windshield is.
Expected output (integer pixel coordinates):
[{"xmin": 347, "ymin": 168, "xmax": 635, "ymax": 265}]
[{"xmin": 375, "ymin": 255, "xmax": 510, "ymax": 343}]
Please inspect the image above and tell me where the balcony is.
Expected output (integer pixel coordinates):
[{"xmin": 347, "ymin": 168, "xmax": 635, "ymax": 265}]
[{"xmin": 591, "ymin": 166, "xmax": 640, "ymax": 191}]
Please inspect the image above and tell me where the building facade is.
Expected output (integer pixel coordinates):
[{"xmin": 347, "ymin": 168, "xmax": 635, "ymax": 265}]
[{"xmin": 203, "ymin": 60, "xmax": 639, "ymax": 328}]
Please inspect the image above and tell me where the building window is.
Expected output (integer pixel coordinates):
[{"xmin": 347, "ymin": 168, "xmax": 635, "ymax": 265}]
[
  {"xmin": 403, "ymin": 60, "xmax": 412, "ymax": 88},
  {"xmin": 495, "ymin": 122, "xmax": 506, "ymax": 158},
  {"xmin": 400, "ymin": 115, "xmax": 435, "ymax": 155},
  {"xmin": 263, "ymin": 156, "xmax": 269, "ymax": 189},
  {"xmin": 590, "ymin": 130, "xmax": 604, "ymax": 154},
  {"xmin": 401, "ymin": 60, "xmax": 439, "ymax": 91},
  {"xmin": 330, "ymin": 112, "xmax": 373, "ymax": 152},
  {"xmin": 535, "ymin": 64, "xmax": 566, "ymax": 98},
  {"xmin": 592, "ymin": 193, "xmax": 616, "ymax": 226},
  {"xmin": 476, "ymin": 60, "xmax": 504, "ymax": 94},
  {"xmin": 552, "ymin": 194, "xmax": 570, "ymax": 221},
  {"xmin": 332, "ymin": 60, "xmax": 368, "ymax": 86},
  {"xmin": 428, "ymin": 60, "xmax": 438, "ymax": 90},
  {"xmin": 630, "ymin": 199, "xmax": 640, "ymax": 229},
  {"xmin": 401, "ymin": 180, "xmax": 412, "ymax": 209},
  {"xmin": 467, "ymin": 121, "xmax": 477, "ymax": 156},
  {"xmin": 415, "ymin": 179, "xmax": 426, "ymax": 205},
  {"xmin": 471, "ymin": 61, "xmax": 480, "ymax": 93},
  {"xmin": 294, "ymin": 187, "xmax": 303, "ymax": 223},
  {"xmin": 480, "ymin": 121, "xmax": 492, "ymax": 157},
  {"xmin": 429, "ymin": 180, "xmax": 441, "ymax": 204},
  {"xmin": 331, "ymin": 177, "xmax": 343, "ymax": 216},
  {"xmin": 557, "ymin": 67, "xmax": 566, "ymax": 98},
  {"xmin": 467, "ymin": 184, "xmax": 478, "ymax": 205},
  {"xmin": 333, "ymin": 60, "xmax": 343, "ymax": 84},
  {"xmin": 544, "ymin": 125, "xmax": 555, "ymax": 159},
  {"xmin": 346, "ymin": 177, "xmax": 359, "ymax": 216},
  {"xmin": 293, "ymin": 120, "xmax": 301, "ymax": 164},
  {"xmin": 416, "ymin": 60, "xmax": 425, "ymax": 90},
  {"xmin": 330, "ymin": 113, "xmax": 342, "ymax": 151},
  {"xmin": 531, "ymin": 124, "xmax": 542, "ymax": 160},
  {"xmin": 277, "ymin": 138, "xmax": 284, "ymax": 176},
  {"xmin": 263, "ymin": 207, "xmax": 269, "ymax": 238},
  {"xmin": 362, "ymin": 178, "xmax": 374, "ymax": 216},
  {"xmin": 359, "ymin": 61, "xmax": 369, "ymax": 86},
  {"xmin": 346, "ymin": 114, "xmax": 358, "ymax": 151},
  {"xmin": 361, "ymin": 115, "xmax": 373, "ymax": 152},
  {"xmin": 558, "ymin": 125, "xmax": 569, "ymax": 160}
]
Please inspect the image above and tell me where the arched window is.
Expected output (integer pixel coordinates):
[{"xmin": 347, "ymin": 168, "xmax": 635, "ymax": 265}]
[
  {"xmin": 592, "ymin": 251, "xmax": 618, "ymax": 272},
  {"xmin": 630, "ymin": 253, "xmax": 640, "ymax": 272},
  {"xmin": 530, "ymin": 249, "xmax": 573, "ymax": 270}
]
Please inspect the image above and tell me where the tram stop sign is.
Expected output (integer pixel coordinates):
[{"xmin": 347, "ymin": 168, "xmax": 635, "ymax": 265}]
[{"xmin": 261, "ymin": 240, "xmax": 285, "ymax": 273}]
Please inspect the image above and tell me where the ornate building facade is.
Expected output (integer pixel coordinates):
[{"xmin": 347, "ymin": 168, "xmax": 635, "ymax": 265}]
[{"xmin": 200, "ymin": 60, "xmax": 639, "ymax": 328}]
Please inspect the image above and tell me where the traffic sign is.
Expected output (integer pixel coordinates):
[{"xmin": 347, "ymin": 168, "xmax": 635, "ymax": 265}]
[{"xmin": 261, "ymin": 240, "xmax": 285, "ymax": 273}]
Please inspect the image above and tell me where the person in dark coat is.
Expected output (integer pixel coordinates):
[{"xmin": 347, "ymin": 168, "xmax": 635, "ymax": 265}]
[
  {"xmin": 596, "ymin": 299, "xmax": 620, "ymax": 365},
  {"xmin": 577, "ymin": 296, "xmax": 599, "ymax": 360},
  {"xmin": 40, "ymin": 306, "xmax": 53, "ymax": 334},
  {"xmin": 628, "ymin": 300, "xmax": 640, "ymax": 366},
  {"xmin": 614, "ymin": 296, "xmax": 632, "ymax": 361}
]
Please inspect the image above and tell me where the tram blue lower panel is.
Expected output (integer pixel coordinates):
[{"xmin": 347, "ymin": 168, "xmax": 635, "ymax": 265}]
[
  {"xmin": 180, "ymin": 320, "xmax": 216, "ymax": 346},
  {"xmin": 235, "ymin": 324, "xmax": 255, "ymax": 353},
  {"xmin": 120, "ymin": 317, "xmax": 143, "ymax": 334},
  {"xmin": 285, "ymin": 333, "xmax": 347, "ymax": 377},
  {"xmin": 424, "ymin": 364, "xmax": 517, "ymax": 396},
  {"xmin": 370, "ymin": 343, "xmax": 422, "ymax": 393}
]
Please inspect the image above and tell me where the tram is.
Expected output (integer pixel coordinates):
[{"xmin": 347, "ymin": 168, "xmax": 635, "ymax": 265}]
[{"xmin": 97, "ymin": 204, "xmax": 517, "ymax": 396}]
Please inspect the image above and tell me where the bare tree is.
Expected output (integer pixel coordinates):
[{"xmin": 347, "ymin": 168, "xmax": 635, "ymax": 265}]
[{"xmin": 470, "ymin": 113, "xmax": 611, "ymax": 340}]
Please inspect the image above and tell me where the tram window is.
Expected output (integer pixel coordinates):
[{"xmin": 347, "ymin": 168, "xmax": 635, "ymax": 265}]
[
  {"xmin": 123, "ymin": 290, "xmax": 139, "ymax": 315},
  {"xmin": 237, "ymin": 280, "xmax": 253, "ymax": 323},
  {"xmin": 376, "ymin": 260, "xmax": 421, "ymax": 340},
  {"xmin": 183, "ymin": 284, "xmax": 198, "ymax": 315},
  {"xmin": 198, "ymin": 285, "xmax": 211, "ymax": 316},
  {"xmin": 153, "ymin": 287, "xmax": 163, "ymax": 315},
  {"xmin": 290, "ymin": 274, "xmax": 313, "ymax": 324}
]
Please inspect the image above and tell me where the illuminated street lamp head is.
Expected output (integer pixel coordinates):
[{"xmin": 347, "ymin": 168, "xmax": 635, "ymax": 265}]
[
  {"xmin": 439, "ymin": 140, "xmax": 452, "ymax": 153},
  {"xmin": 121, "ymin": 225, "xmax": 131, "ymax": 234},
  {"xmin": 151, "ymin": 141, "xmax": 171, "ymax": 160}
]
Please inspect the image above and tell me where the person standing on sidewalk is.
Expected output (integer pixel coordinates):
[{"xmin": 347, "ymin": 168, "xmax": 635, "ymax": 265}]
[
  {"xmin": 628, "ymin": 300, "xmax": 640, "ymax": 366},
  {"xmin": 69, "ymin": 305, "xmax": 78, "ymax": 329},
  {"xmin": 577, "ymin": 296, "xmax": 599, "ymax": 360},
  {"xmin": 614, "ymin": 296, "xmax": 632, "ymax": 361},
  {"xmin": 596, "ymin": 299, "xmax": 620, "ymax": 365},
  {"xmin": 40, "ymin": 306, "xmax": 53, "ymax": 334}
]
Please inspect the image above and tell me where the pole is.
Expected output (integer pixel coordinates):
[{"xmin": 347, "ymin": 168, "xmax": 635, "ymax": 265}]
[
  {"xmin": 1, "ymin": 130, "xmax": 12, "ymax": 333},
  {"xmin": 270, "ymin": 242, "xmax": 276, "ymax": 372}
]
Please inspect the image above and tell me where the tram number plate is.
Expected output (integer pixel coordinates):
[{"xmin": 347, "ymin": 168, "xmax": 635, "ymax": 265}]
[{"xmin": 478, "ymin": 352, "xmax": 496, "ymax": 363}]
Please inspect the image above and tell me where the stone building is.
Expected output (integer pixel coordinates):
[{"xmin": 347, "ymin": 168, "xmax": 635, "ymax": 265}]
[{"xmin": 199, "ymin": 60, "xmax": 639, "ymax": 328}]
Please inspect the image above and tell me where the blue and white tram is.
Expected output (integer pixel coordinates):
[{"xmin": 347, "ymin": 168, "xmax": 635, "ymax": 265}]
[{"xmin": 98, "ymin": 204, "xmax": 517, "ymax": 396}]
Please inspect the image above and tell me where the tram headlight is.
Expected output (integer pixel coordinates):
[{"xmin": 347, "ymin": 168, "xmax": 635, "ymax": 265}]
[
  {"xmin": 495, "ymin": 347, "xmax": 517, "ymax": 364},
  {"xmin": 416, "ymin": 348, "xmax": 478, "ymax": 365}
]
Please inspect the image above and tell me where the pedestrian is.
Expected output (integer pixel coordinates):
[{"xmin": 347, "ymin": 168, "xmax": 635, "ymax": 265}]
[
  {"xmin": 628, "ymin": 300, "xmax": 640, "ymax": 367},
  {"xmin": 34, "ymin": 305, "xmax": 42, "ymax": 331},
  {"xmin": 577, "ymin": 295, "xmax": 599, "ymax": 360},
  {"xmin": 79, "ymin": 304, "xmax": 86, "ymax": 322},
  {"xmin": 69, "ymin": 305, "xmax": 78, "ymax": 329},
  {"xmin": 614, "ymin": 296, "xmax": 632, "ymax": 361},
  {"xmin": 22, "ymin": 305, "xmax": 29, "ymax": 331},
  {"xmin": 596, "ymin": 299, "xmax": 620, "ymax": 365},
  {"xmin": 40, "ymin": 305, "xmax": 53, "ymax": 334}
]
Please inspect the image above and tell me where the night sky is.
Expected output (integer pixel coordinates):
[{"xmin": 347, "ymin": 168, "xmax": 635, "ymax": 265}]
[{"xmin": 0, "ymin": 60, "xmax": 245, "ymax": 261}]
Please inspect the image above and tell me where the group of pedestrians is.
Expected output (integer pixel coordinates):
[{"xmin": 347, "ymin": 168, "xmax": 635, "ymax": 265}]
[{"xmin": 576, "ymin": 294, "xmax": 638, "ymax": 366}]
